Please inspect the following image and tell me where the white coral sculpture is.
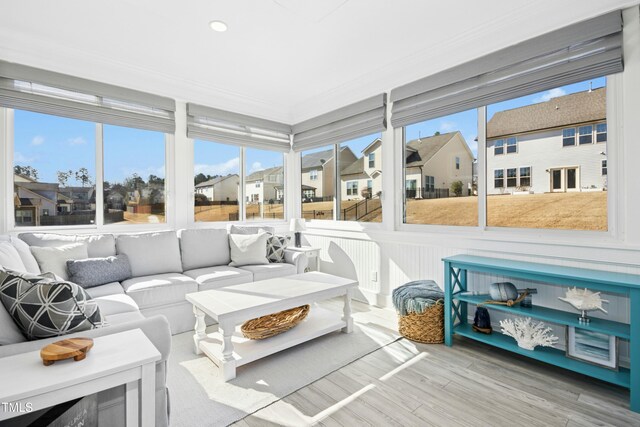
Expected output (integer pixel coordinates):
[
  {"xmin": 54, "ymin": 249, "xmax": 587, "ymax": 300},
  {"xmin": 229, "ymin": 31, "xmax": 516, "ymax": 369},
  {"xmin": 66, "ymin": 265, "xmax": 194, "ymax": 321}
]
[
  {"xmin": 499, "ymin": 317, "xmax": 559, "ymax": 351},
  {"xmin": 559, "ymin": 287, "xmax": 609, "ymax": 313}
]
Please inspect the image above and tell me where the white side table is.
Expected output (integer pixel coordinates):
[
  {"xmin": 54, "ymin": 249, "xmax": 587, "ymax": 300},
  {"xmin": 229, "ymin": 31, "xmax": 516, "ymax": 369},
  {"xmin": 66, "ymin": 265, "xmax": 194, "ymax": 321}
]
[
  {"xmin": 287, "ymin": 246, "xmax": 321, "ymax": 271},
  {"xmin": 0, "ymin": 329, "xmax": 160, "ymax": 427}
]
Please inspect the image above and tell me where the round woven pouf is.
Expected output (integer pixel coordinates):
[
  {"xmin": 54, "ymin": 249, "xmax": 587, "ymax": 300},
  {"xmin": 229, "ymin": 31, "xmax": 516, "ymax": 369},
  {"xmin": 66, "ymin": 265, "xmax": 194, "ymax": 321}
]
[
  {"xmin": 392, "ymin": 280, "xmax": 445, "ymax": 344},
  {"xmin": 241, "ymin": 305, "xmax": 310, "ymax": 340}
]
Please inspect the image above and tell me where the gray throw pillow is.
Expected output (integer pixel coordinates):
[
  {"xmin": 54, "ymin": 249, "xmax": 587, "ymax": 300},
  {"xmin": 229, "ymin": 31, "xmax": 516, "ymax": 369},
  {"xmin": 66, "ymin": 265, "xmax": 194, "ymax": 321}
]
[
  {"xmin": 0, "ymin": 269, "xmax": 105, "ymax": 340},
  {"xmin": 67, "ymin": 255, "xmax": 132, "ymax": 288}
]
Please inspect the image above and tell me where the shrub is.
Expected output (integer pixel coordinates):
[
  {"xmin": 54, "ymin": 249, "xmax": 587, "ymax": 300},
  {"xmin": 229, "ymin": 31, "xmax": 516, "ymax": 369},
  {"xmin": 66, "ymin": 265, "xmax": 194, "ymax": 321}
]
[{"xmin": 451, "ymin": 180, "xmax": 463, "ymax": 197}]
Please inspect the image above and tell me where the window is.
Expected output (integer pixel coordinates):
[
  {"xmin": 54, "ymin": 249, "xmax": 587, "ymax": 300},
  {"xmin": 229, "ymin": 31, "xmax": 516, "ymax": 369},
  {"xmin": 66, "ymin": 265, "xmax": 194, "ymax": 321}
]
[
  {"xmin": 562, "ymin": 128, "xmax": 576, "ymax": 146},
  {"xmin": 13, "ymin": 110, "xmax": 96, "ymax": 227},
  {"xmin": 404, "ymin": 109, "xmax": 477, "ymax": 226},
  {"xmin": 346, "ymin": 181, "xmax": 358, "ymax": 196},
  {"xmin": 519, "ymin": 167, "xmax": 531, "ymax": 187},
  {"xmin": 602, "ymin": 160, "xmax": 607, "ymax": 176},
  {"xmin": 339, "ymin": 133, "xmax": 382, "ymax": 222},
  {"xmin": 494, "ymin": 139, "xmax": 504, "ymax": 155},
  {"xmin": 245, "ymin": 148, "xmax": 284, "ymax": 221},
  {"xmin": 405, "ymin": 179, "xmax": 417, "ymax": 198},
  {"xmin": 194, "ymin": 140, "xmax": 240, "ymax": 222},
  {"xmin": 579, "ymin": 125, "xmax": 593, "ymax": 144},
  {"xmin": 301, "ymin": 145, "xmax": 334, "ymax": 220},
  {"xmin": 103, "ymin": 125, "xmax": 166, "ymax": 224},
  {"xmin": 596, "ymin": 123, "xmax": 607, "ymax": 143},
  {"xmin": 494, "ymin": 170, "xmax": 504, "ymax": 188},
  {"xmin": 487, "ymin": 78, "xmax": 607, "ymax": 231},
  {"xmin": 506, "ymin": 137, "xmax": 517, "ymax": 153}
]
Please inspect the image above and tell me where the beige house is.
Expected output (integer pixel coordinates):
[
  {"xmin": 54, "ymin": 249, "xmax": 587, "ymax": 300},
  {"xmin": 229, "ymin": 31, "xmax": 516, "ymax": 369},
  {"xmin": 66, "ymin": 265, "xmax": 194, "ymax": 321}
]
[
  {"xmin": 14, "ymin": 174, "xmax": 58, "ymax": 226},
  {"xmin": 404, "ymin": 132, "xmax": 474, "ymax": 198},
  {"xmin": 245, "ymin": 166, "xmax": 284, "ymax": 204},
  {"xmin": 340, "ymin": 138, "xmax": 382, "ymax": 201},
  {"xmin": 194, "ymin": 174, "xmax": 239, "ymax": 202},
  {"xmin": 301, "ymin": 147, "xmax": 357, "ymax": 200}
]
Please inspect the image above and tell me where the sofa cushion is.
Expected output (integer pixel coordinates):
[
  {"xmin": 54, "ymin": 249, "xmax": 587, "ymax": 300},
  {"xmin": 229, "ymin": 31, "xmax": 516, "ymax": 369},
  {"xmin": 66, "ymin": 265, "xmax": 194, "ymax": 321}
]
[
  {"xmin": 179, "ymin": 228, "xmax": 230, "ymax": 270},
  {"xmin": 116, "ymin": 231, "xmax": 182, "ymax": 277},
  {"xmin": 84, "ymin": 282, "xmax": 125, "ymax": 299},
  {"xmin": 266, "ymin": 235, "xmax": 291, "ymax": 263},
  {"xmin": 239, "ymin": 263, "xmax": 297, "ymax": 281},
  {"xmin": 121, "ymin": 273, "xmax": 197, "ymax": 309},
  {"xmin": 0, "ymin": 269, "xmax": 105, "ymax": 340},
  {"xmin": 10, "ymin": 237, "xmax": 41, "ymax": 274},
  {"xmin": 229, "ymin": 232, "xmax": 269, "ymax": 267},
  {"xmin": 0, "ymin": 296, "xmax": 26, "ymax": 345},
  {"xmin": 30, "ymin": 243, "xmax": 89, "ymax": 281},
  {"xmin": 18, "ymin": 233, "xmax": 116, "ymax": 258},
  {"xmin": 93, "ymin": 294, "xmax": 139, "ymax": 317},
  {"xmin": 67, "ymin": 254, "xmax": 132, "ymax": 288},
  {"xmin": 229, "ymin": 225, "xmax": 275, "ymax": 235},
  {"xmin": 183, "ymin": 266, "xmax": 253, "ymax": 291},
  {"xmin": 0, "ymin": 241, "xmax": 27, "ymax": 272},
  {"xmin": 103, "ymin": 310, "xmax": 145, "ymax": 325}
]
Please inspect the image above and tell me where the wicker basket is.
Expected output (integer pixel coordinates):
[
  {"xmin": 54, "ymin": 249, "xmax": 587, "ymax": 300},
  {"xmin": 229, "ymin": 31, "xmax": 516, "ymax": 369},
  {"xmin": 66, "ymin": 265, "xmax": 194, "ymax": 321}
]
[
  {"xmin": 241, "ymin": 305, "xmax": 310, "ymax": 340},
  {"xmin": 397, "ymin": 300, "xmax": 444, "ymax": 344}
]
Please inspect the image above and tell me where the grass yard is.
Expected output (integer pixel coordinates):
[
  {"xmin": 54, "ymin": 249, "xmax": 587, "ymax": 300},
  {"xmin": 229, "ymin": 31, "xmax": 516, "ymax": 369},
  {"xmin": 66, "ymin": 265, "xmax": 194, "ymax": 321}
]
[{"xmin": 194, "ymin": 203, "xmax": 285, "ymax": 222}]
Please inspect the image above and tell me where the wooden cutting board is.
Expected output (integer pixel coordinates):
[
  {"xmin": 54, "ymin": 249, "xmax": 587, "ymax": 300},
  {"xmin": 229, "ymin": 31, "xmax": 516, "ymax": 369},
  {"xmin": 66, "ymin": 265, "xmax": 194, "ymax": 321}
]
[{"xmin": 40, "ymin": 337, "xmax": 94, "ymax": 366}]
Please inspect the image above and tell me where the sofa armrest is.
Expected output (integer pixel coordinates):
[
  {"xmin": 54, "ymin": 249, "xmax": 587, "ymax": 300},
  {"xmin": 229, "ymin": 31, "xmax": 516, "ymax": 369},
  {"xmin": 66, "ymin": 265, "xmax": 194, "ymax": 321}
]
[
  {"xmin": 284, "ymin": 249, "xmax": 309, "ymax": 274},
  {"xmin": 0, "ymin": 315, "xmax": 171, "ymax": 361}
]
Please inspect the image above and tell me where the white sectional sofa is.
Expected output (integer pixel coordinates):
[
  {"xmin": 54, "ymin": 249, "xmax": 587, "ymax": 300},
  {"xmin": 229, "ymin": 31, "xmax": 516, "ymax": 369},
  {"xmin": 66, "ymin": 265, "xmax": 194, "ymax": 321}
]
[{"xmin": 0, "ymin": 226, "xmax": 307, "ymax": 426}]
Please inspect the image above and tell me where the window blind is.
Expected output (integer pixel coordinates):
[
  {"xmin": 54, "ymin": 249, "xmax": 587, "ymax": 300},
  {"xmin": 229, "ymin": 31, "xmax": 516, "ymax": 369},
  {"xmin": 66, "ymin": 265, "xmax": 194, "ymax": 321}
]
[
  {"xmin": 390, "ymin": 11, "xmax": 623, "ymax": 128},
  {"xmin": 292, "ymin": 94, "xmax": 387, "ymax": 152},
  {"xmin": 0, "ymin": 61, "xmax": 176, "ymax": 133},
  {"xmin": 187, "ymin": 103, "xmax": 292, "ymax": 152}
]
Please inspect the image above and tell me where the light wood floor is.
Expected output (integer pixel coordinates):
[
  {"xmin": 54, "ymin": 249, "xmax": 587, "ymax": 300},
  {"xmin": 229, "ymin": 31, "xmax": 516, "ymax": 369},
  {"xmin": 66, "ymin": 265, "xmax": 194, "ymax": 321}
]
[{"xmin": 233, "ymin": 301, "xmax": 639, "ymax": 427}]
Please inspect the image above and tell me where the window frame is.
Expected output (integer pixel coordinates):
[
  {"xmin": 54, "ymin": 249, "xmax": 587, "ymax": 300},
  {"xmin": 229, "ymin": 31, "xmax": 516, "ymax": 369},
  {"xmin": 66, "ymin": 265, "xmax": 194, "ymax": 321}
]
[
  {"xmin": 494, "ymin": 169, "xmax": 505, "ymax": 188},
  {"xmin": 506, "ymin": 168, "xmax": 517, "ymax": 187},
  {"xmin": 494, "ymin": 139, "xmax": 504, "ymax": 155},
  {"xmin": 368, "ymin": 153, "xmax": 375, "ymax": 168},
  {"xmin": 579, "ymin": 125, "xmax": 594, "ymax": 144},
  {"xmin": 519, "ymin": 166, "xmax": 532, "ymax": 187},
  {"xmin": 596, "ymin": 123, "xmax": 607, "ymax": 143},
  {"xmin": 506, "ymin": 137, "xmax": 517, "ymax": 154},
  {"xmin": 563, "ymin": 128, "xmax": 576, "ymax": 147},
  {"xmin": 346, "ymin": 180, "xmax": 358, "ymax": 196}
]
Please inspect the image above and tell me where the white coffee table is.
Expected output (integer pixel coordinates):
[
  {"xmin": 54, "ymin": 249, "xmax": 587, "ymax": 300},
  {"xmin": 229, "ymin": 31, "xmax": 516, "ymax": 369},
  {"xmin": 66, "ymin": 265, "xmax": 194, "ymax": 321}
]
[{"xmin": 185, "ymin": 271, "xmax": 358, "ymax": 381}]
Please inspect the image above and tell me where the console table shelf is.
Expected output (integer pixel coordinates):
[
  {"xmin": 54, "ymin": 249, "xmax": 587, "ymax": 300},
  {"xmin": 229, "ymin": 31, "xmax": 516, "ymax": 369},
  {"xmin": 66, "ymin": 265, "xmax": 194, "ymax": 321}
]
[
  {"xmin": 442, "ymin": 254, "xmax": 640, "ymax": 413},
  {"xmin": 456, "ymin": 294, "xmax": 630, "ymax": 339}
]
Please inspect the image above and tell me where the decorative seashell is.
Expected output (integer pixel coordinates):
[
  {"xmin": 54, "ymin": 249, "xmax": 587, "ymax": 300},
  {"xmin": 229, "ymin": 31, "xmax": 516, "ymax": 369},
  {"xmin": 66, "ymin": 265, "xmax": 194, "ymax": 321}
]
[
  {"xmin": 558, "ymin": 287, "xmax": 608, "ymax": 313},
  {"xmin": 499, "ymin": 317, "xmax": 558, "ymax": 350},
  {"xmin": 489, "ymin": 282, "xmax": 518, "ymax": 302}
]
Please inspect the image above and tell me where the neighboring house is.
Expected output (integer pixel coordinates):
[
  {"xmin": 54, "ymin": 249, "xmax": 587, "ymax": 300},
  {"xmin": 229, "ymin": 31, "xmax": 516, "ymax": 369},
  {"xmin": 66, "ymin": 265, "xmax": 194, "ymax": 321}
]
[
  {"xmin": 58, "ymin": 186, "xmax": 96, "ymax": 211},
  {"xmin": 245, "ymin": 166, "xmax": 284, "ymax": 204},
  {"xmin": 486, "ymin": 88, "xmax": 607, "ymax": 194},
  {"xmin": 404, "ymin": 131, "xmax": 474, "ymax": 198},
  {"xmin": 340, "ymin": 138, "xmax": 382, "ymax": 201},
  {"xmin": 14, "ymin": 174, "xmax": 59, "ymax": 226},
  {"xmin": 195, "ymin": 174, "xmax": 239, "ymax": 202},
  {"xmin": 301, "ymin": 146, "xmax": 357, "ymax": 199}
]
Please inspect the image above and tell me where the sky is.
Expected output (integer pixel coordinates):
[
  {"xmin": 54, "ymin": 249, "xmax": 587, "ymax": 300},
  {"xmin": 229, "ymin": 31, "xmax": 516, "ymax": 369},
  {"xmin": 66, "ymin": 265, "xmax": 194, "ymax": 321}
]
[{"xmin": 13, "ymin": 77, "xmax": 606, "ymax": 184}]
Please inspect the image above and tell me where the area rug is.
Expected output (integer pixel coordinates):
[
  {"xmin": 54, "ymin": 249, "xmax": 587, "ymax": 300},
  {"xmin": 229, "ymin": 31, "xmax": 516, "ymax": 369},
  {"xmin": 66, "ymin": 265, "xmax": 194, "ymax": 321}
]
[{"xmin": 167, "ymin": 304, "xmax": 400, "ymax": 427}]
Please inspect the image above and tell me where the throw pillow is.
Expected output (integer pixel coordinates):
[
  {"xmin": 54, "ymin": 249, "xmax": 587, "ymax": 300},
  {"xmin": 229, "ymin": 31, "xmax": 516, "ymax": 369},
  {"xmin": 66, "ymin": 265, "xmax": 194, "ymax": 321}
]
[
  {"xmin": 229, "ymin": 232, "xmax": 269, "ymax": 267},
  {"xmin": 30, "ymin": 243, "xmax": 89, "ymax": 281},
  {"xmin": 0, "ymin": 269, "xmax": 105, "ymax": 340},
  {"xmin": 229, "ymin": 225, "xmax": 275, "ymax": 235},
  {"xmin": 0, "ymin": 241, "xmax": 27, "ymax": 272},
  {"xmin": 67, "ymin": 254, "xmax": 132, "ymax": 288},
  {"xmin": 266, "ymin": 235, "xmax": 290, "ymax": 263}
]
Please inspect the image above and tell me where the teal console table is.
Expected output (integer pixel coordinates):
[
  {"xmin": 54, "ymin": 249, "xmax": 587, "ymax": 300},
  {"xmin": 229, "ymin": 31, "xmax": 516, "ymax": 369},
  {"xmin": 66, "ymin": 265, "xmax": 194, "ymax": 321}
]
[{"xmin": 442, "ymin": 254, "xmax": 640, "ymax": 412}]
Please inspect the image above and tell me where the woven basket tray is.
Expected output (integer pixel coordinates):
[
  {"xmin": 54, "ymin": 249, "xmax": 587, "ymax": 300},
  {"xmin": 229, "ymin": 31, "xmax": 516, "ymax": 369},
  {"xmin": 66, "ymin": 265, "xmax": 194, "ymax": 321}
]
[
  {"xmin": 241, "ymin": 305, "xmax": 310, "ymax": 340},
  {"xmin": 398, "ymin": 300, "xmax": 444, "ymax": 344}
]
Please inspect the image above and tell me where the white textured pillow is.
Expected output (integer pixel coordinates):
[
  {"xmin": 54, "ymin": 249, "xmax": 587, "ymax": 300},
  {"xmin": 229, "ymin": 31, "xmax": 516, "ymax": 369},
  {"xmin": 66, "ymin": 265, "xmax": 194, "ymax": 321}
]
[
  {"xmin": 0, "ymin": 242, "xmax": 27, "ymax": 272},
  {"xmin": 229, "ymin": 232, "xmax": 269, "ymax": 267},
  {"xmin": 30, "ymin": 243, "xmax": 89, "ymax": 280}
]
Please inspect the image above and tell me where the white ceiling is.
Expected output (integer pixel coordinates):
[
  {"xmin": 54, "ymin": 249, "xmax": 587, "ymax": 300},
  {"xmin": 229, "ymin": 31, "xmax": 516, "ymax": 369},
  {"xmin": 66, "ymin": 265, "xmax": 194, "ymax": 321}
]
[{"xmin": 0, "ymin": 0, "xmax": 637, "ymax": 123}]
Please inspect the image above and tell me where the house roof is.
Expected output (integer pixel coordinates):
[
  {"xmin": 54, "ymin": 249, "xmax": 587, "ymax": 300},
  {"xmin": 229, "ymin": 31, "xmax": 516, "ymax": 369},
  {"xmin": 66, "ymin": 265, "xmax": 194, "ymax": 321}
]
[
  {"xmin": 195, "ymin": 174, "xmax": 238, "ymax": 188},
  {"xmin": 246, "ymin": 166, "xmax": 283, "ymax": 183},
  {"xmin": 301, "ymin": 146, "xmax": 353, "ymax": 170},
  {"xmin": 341, "ymin": 157, "xmax": 365, "ymax": 176},
  {"xmin": 405, "ymin": 132, "xmax": 458, "ymax": 168},
  {"xmin": 361, "ymin": 138, "xmax": 382, "ymax": 155},
  {"xmin": 487, "ymin": 88, "xmax": 606, "ymax": 139}
]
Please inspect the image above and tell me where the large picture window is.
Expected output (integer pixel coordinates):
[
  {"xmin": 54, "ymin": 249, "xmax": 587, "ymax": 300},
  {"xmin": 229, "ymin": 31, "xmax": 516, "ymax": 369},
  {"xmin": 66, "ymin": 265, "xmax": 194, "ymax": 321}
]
[
  {"xmin": 245, "ymin": 148, "xmax": 284, "ymax": 221},
  {"xmin": 403, "ymin": 109, "xmax": 477, "ymax": 226}
]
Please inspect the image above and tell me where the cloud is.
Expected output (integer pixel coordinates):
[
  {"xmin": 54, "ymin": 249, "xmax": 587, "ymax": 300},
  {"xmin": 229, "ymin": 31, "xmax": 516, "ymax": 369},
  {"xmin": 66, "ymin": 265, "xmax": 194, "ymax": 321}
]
[
  {"xmin": 533, "ymin": 88, "xmax": 566, "ymax": 103},
  {"xmin": 31, "ymin": 136, "xmax": 45, "ymax": 146},
  {"xmin": 249, "ymin": 161, "xmax": 264, "ymax": 173},
  {"xmin": 194, "ymin": 157, "xmax": 240, "ymax": 177},
  {"xmin": 14, "ymin": 152, "xmax": 34, "ymax": 163},
  {"xmin": 68, "ymin": 136, "xmax": 86, "ymax": 146},
  {"xmin": 439, "ymin": 121, "xmax": 457, "ymax": 133}
]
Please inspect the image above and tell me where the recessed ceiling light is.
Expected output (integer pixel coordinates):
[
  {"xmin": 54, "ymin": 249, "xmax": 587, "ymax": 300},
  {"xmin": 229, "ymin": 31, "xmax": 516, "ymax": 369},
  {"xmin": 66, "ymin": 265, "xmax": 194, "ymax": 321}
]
[{"xmin": 209, "ymin": 20, "xmax": 228, "ymax": 32}]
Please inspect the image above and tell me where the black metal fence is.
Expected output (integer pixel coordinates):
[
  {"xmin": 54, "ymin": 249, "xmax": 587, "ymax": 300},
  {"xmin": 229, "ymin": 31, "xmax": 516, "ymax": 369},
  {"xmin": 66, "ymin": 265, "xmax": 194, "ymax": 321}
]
[
  {"xmin": 228, "ymin": 212, "xmax": 283, "ymax": 221},
  {"xmin": 340, "ymin": 197, "xmax": 381, "ymax": 221},
  {"xmin": 405, "ymin": 188, "xmax": 450, "ymax": 199}
]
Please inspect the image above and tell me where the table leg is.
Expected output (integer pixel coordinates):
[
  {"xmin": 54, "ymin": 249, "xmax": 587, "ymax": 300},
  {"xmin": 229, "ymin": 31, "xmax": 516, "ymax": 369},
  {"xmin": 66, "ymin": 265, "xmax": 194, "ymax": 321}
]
[
  {"xmin": 630, "ymin": 289, "xmax": 640, "ymax": 412},
  {"xmin": 140, "ymin": 363, "xmax": 156, "ymax": 427},
  {"xmin": 342, "ymin": 289, "xmax": 354, "ymax": 333},
  {"xmin": 193, "ymin": 306, "xmax": 206, "ymax": 355},
  {"xmin": 219, "ymin": 321, "xmax": 237, "ymax": 381},
  {"xmin": 125, "ymin": 379, "xmax": 139, "ymax": 427},
  {"xmin": 444, "ymin": 261, "xmax": 453, "ymax": 347}
]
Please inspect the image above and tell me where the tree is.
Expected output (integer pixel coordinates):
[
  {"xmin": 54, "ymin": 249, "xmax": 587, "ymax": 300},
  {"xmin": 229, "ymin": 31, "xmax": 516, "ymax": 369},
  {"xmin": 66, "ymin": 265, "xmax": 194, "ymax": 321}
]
[
  {"xmin": 14, "ymin": 165, "xmax": 39, "ymax": 181},
  {"xmin": 148, "ymin": 174, "xmax": 165, "ymax": 186},
  {"xmin": 434, "ymin": 131, "xmax": 441, "ymax": 136},
  {"xmin": 75, "ymin": 167, "xmax": 93, "ymax": 187},
  {"xmin": 450, "ymin": 180, "xmax": 463, "ymax": 197},
  {"xmin": 57, "ymin": 169, "xmax": 73, "ymax": 187},
  {"xmin": 194, "ymin": 173, "xmax": 213, "ymax": 186},
  {"xmin": 123, "ymin": 173, "xmax": 145, "ymax": 191}
]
